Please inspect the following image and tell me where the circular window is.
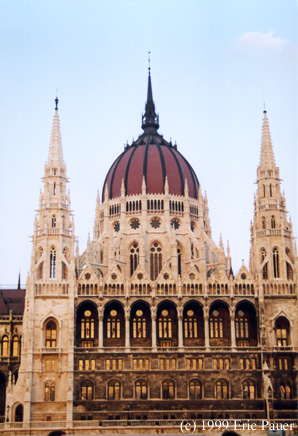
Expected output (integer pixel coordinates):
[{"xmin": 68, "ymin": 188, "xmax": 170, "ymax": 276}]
[
  {"xmin": 151, "ymin": 218, "xmax": 161, "ymax": 229},
  {"xmin": 137, "ymin": 273, "xmax": 143, "ymax": 280},
  {"xmin": 189, "ymin": 273, "xmax": 195, "ymax": 280},
  {"xmin": 136, "ymin": 310, "xmax": 143, "ymax": 317},
  {"xmin": 171, "ymin": 218, "xmax": 180, "ymax": 230},
  {"xmin": 187, "ymin": 310, "xmax": 194, "ymax": 317},
  {"xmin": 161, "ymin": 310, "xmax": 169, "ymax": 317},
  {"xmin": 163, "ymin": 273, "xmax": 169, "ymax": 280},
  {"xmin": 110, "ymin": 310, "xmax": 117, "ymax": 317},
  {"xmin": 114, "ymin": 222, "xmax": 120, "ymax": 232},
  {"xmin": 130, "ymin": 219, "xmax": 140, "ymax": 230},
  {"xmin": 237, "ymin": 310, "xmax": 244, "ymax": 317},
  {"xmin": 85, "ymin": 273, "xmax": 91, "ymax": 280},
  {"xmin": 84, "ymin": 310, "xmax": 91, "ymax": 317},
  {"xmin": 111, "ymin": 273, "xmax": 117, "ymax": 280},
  {"xmin": 212, "ymin": 310, "xmax": 219, "ymax": 317},
  {"xmin": 241, "ymin": 273, "xmax": 246, "ymax": 280}
]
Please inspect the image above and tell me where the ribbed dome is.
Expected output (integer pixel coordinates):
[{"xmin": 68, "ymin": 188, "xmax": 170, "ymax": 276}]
[
  {"xmin": 102, "ymin": 133, "xmax": 199, "ymax": 200},
  {"xmin": 102, "ymin": 68, "xmax": 199, "ymax": 201}
]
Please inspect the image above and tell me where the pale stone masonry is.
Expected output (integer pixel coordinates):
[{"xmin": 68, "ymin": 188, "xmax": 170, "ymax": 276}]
[{"xmin": 1, "ymin": 74, "xmax": 297, "ymax": 431}]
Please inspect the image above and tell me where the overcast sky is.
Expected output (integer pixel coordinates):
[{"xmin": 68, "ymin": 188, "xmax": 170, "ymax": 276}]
[{"xmin": 0, "ymin": 0, "xmax": 297, "ymax": 286}]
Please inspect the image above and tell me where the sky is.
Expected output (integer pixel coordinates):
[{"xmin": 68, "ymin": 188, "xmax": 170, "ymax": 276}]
[{"xmin": 0, "ymin": 0, "xmax": 297, "ymax": 286}]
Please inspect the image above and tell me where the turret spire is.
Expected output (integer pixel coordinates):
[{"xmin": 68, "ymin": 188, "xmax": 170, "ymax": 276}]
[
  {"xmin": 142, "ymin": 63, "xmax": 159, "ymax": 133},
  {"xmin": 260, "ymin": 110, "xmax": 275, "ymax": 168},
  {"xmin": 47, "ymin": 98, "xmax": 64, "ymax": 167}
]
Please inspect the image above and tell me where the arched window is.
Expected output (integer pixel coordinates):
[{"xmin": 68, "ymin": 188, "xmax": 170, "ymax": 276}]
[
  {"xmin": 150, "ymin": 242, "xmax": 162, "ymax": 280},
  {"xmin": 280, "ymin": 382, "xmax": 291, "ymax": 399},
  {"xmin": 263, "ymin": 185, "xmax": 265, "ymax": 197},
  {"xmin": 177, "ymin": 248, "xmax": 181, "ymax": 276},
  {"xmin": 286, "ymin": 262, "xmax": 293, "ymax": 280},
  {"xmin": 52, "ymin": 215, "xmax": 56, "ymax": 228},
  {"xmin": 216, "ymin": 380, "xmax": 228, "ymax": 399},
  {"xmin": 263, "ymin": 262, "xmax": 268, "ymax": 280},
  {"xmin": 189, "ymin": 380, "xmax": 202, "ymax": 399},
  {"xmin": 243, "ymin": 380, "xmax": 255, "ymax": 399},
  {"xmin": 271, "ymin": 216, "xmax": 276, "ymax": 229},
  {"xmin": 261, "ymin": 248, "xmax": 266, "ymax": 262},
  {"xmin": 184, "ymin": 310, "xmax": 198, "ymax": 339},
  {"xmin": 210, "ymin": 311, "xmax": 223, "ymax": 338},
  {"xmin": 53, "ymin": 182, "xmax": 56, "ymax": 195},
  {"xmin": 135, "ymin": 380, "xmax": 148, "ymax": 399},
  {"xmin": 262, "ymin": 217, "xmax": 266, "ymax": 229},
  {"xmin": 132, "ymin": 311, "xmax": 146, "ymax": 338},
  {"xmin": 269, "ymin": 184, "xmax": 272, "ymax": 197},
  {"xmin": 81, "ymin": 310, "xmax": 95, "ymax": 341},
  {"xmin": 130, "ymin": 243, "xmax": 139, "ymax": 276},
  {"xmin": 162, "ymin": 380, "xmax": 175, "ymax": 399},
  {"xmin": 50, "ymin": 248, "xmax": 56, "ymax": 278},
  {"xmin": 273, "ymin": 248, "xmax": 280, "ymax": 278},
  {"xmin": 235, "ymin": 312, "xmax": 249, "ymax": 339},
  {"xmin": 44, "ymin": 382, "xmax": 55, "ymax": 401},
  {"xmin": 107, "ymin": 310, "xmax": 121, "ymax": 339},
  {"xmin": 108, "ymin": 380, "xmax": 121, "ymax": 400},
  {"xmin": 276, "ymin": 317, "xmax": 290, "ymax": 346},
  {"xmin": 2, "ymin": 336, "xmax": 8, "ymax": 356},
  {"xmin": 45, "ymin": 320, "xmax": 57, "ymax": 347},
  {"xmin": 81, "ymin": 381, "xmax": 93, "ymax": 400},
  {"xmin": 12, "ymin": 336, "xmax": 19, "ymax": 356},
  {"xmin": 158, "ymin": 311, "xmax": 172, "ymax": 339}
]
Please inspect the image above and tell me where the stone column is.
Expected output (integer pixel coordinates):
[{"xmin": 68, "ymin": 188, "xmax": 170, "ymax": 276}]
[
  {"xmin": 204, "ymin": 315, "xmax": 210, "ymax": 349},
  {"xmin": 231, "ymin": 314, "xmax": 236, "ymax": 349},
  {"xmin": 98, "ymin": 315, "xmax": 103, "ymax": 349},
  {"xmin": 125, "ymin": 315, "xmax": 130, "ymax": 351},
  {"xmin": 152, "ymin": 315, "xmax": 157, "ymax": 351},
  {"xmin": 178, "ymin": 314, "xmax": 184, "ymax": 350}
]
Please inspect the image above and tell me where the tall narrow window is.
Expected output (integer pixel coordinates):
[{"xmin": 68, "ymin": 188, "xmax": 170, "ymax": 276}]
[
  {"xmin": 108, "ymin": 380, "xmax": 121, "ymax": 400},
  {"xmin": 81, "ymin": 381, "xmax": 93, "ymax": 400},
  {"xmin": 2, "ymin": 336, "xmax": 8, "ymax": 357},
  {"xmin": 262, "ymin": 217, "xmax": 266, "ymax": 229},
  {"xmin": 271, "ymin": 216, "xmax": 276, "ymax": 229},
  {"xmin": 158, "ymin": 310, "xmax": 172, "ymax": 339},
  {"xmin": 53, "ymin": 182, "xmax": 56, "ymax": 195},
  {"xmin": 135, "ymin": 380, "xmax": 148, "ymax": 399},
  {"xmin": 189, "ymin": 380, "xmax": 202, "ymax": 399},
  {"xmin": 209, "ymin": 311, "xmax": 223, "ymax": 338},
  {"xmin": 150, "ymin": 242, "xmax": 162, "ymax": 280},
  {"xmin": 50, "ymin": 248, "xmax": 56, "ymax": 278},
  {"xmin": 81, "ymin": 310, "xmax": 95, "ymax": 342},
  {"xmin": 107, "ymin": 310, "xmax": 121, "ymax": 339},
  {"xmin": 269, "ymin": 184, "xmax": 272, "ymax": 197},
  {"xmin": 130, "ymin": 243, "xmax": 139, "ymax": 276},
  {"xmin": 45, "ymin": 382, "xmax": 55, "ymax": 401},
  {"xmin": 162, "ymin": 380, "xmax": 175, "ymax": 399},
  {"xmin": 177, "ymin": 248, "xmax": 181, "ymax": 276},
  {"xmin": 273, "ymin": 248, "xmax": 280, "ymax": 278},
  {"xmin": 45, "ymin": 321, "xmax": 57, "ymax": 347},
  {"xmin": 132, "ymin": 310, "xmax": 147, "ymax": 338},
  {"xmin": 286, "ymin": 262, "xmax": 293, "ymax": 280},
  {"xmin": 261, "ymin": 248, "xmax": 266, "ymax": 262},
  {"xmin": 243, "ymin": 380, "xmax": 255, "ymax": 399},
  {"xmin": 184, "ymin": 310, "xmax": 198, "ymax": 338},
  {"xmin": 52, "ymin": 215, "xmax": 56, "ymax": 228},
  {"xmin": 216, "ymin": 380, "xmax": 228, "ymax": 399},
  {"xmin": 276, "ymin": 318, "xmax": 289, "ymax": 346},
  {"xmin": 263, "ymin": 185, "xmax": 266, "ymax": 197},
  {"xmin": 263, "ymin": 262, "xmax": 268, "ymax": 280},
  {"xmin": 12, "ymin": 336, "xmax": 19, "ymax": 356}
]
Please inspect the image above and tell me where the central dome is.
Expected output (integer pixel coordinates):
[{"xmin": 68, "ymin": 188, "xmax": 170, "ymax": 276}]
[{"xmin": 102, "ymin": 70, "xmax": 199, "ymax": 201}]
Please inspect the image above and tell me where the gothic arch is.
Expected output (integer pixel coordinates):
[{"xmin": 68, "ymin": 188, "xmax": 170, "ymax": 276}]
[
  {"xmin": 103, "ymin": 300, "xmax": 125, "ymax": 347},
  {"xmin": 235, "ymin": 300, "xmax": 257, "ymax": 347},
  {"xmin": 76, "ymin": 300, "xmax": 98, "ymax": 347},
  {"xmin": 183, "ymin": 300, "xmax": 204, "ymax": 346},
  {"xmin": 209, "ymin": 300, "xmax": 231, "ymax": 346},
  {"xmin": 156, "ymin": 300, "xmax": 178, "ymax": 347},
  {"xmin": 130, "ymin": 300, "xmax": 152, "ymax": 347}
]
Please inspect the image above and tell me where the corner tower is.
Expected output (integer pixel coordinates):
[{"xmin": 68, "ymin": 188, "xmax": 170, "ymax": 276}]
[
  {"xmin": 6, "ymin": 99, "xmax": 76, "ymax": 424},
  {"xmin": 250, "ymin": 110, "xmax": 297, "ymax": 289}
]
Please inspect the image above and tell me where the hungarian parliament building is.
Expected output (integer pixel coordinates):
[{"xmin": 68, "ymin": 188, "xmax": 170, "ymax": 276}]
[{"xmin": 0, "ymin": 69, "xmax": 297, "ymax": 433}]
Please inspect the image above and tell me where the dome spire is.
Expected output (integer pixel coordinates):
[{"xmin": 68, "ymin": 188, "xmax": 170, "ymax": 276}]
[{"xmin": 142, "ymin": 54, "xmax": 159, "ymax": 133}]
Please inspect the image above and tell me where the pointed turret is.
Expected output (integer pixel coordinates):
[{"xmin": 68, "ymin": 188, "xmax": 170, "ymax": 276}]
[
  {"xmin": 47, "ymin": 97, "xmax": 64, "ymax": 168},
  {"xmin": 259, "ymin": 111, "xmax": 275, "ymax": 168},
  {"xmin": 141, "ymin": 67, "xmax": 159, "ymax": 133}
]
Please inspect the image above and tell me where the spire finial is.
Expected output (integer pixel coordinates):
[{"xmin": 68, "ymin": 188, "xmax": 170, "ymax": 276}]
[
  {"xmin": 55, "ymin": 95, "xmax": 59, "ymax": 111},
  {"xmin": 142, "ymin": 54, "xmax": 159, "ymax": 133}
]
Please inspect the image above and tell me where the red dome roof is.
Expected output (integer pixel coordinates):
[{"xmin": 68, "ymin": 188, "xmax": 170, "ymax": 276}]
[
  {"xmin": 102, "ymin": 69, "xmax": 199, "ymax": 201},
  {"xmin": 102, "ymin": 133, "xmax": 199, "ymax": 200}
]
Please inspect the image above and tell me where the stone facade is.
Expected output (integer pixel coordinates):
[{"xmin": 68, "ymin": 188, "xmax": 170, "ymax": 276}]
[{"xmin": 1, "ymin": 75, "xmax": 297, "ymax": 431}]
